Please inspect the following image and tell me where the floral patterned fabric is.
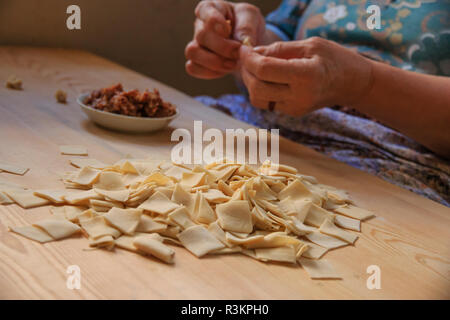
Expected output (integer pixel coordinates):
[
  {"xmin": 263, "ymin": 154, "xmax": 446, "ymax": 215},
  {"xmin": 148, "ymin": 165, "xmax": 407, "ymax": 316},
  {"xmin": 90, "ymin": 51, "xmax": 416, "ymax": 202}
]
[
  {"xmin": 266, "ymin": 0, "xmax": 450, "ymax": 75},
  {"xmin": 194, "ymin": 0, "xmax": 450, "ymax": 206}
]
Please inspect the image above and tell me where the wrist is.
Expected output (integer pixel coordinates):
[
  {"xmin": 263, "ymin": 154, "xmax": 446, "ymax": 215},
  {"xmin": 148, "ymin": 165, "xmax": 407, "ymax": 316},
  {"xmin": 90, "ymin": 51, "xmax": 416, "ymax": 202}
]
[{"xmin": 339, "ymin": 55, "xmax": 375, "ymax": 109}]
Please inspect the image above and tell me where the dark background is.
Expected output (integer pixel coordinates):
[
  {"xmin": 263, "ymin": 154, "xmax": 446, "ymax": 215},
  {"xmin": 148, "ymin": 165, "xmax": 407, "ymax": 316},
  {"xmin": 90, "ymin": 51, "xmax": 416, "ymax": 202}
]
[{"xmin": 0, "ymin": 0, "xmax": 279, "ymax": 96}]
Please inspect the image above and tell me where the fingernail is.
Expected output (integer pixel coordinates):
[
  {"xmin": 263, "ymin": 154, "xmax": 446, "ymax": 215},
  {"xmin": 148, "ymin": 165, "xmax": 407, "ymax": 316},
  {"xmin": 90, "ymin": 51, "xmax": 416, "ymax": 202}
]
[
  {"xmin": 214, "ymin": 23, "xmax": 226, "ymax": 35},
  {"xmin": 223, "ymin": 60, "xmax": 236, "ymax": 69}
]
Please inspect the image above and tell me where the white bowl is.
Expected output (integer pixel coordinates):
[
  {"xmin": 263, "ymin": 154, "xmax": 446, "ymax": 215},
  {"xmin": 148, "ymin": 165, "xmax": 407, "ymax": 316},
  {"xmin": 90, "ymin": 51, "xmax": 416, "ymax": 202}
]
[{"xmin": 77, "ymin": 93, "xmax": 178, "ymax": 133}]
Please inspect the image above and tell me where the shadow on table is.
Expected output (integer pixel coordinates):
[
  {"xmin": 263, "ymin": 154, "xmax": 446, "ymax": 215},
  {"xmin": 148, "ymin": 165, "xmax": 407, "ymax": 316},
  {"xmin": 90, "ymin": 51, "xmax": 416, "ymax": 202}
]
[{"xmin": 80, "ymin": 118, "xmax": 180, "ymax": 148}]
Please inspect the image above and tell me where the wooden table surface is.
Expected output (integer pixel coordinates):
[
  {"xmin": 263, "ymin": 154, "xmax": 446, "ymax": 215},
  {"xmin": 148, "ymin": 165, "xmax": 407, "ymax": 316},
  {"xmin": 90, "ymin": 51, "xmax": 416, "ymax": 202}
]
[{"xmin": 0, "ymin": 46, "xmax": 449, "ymax": 300}]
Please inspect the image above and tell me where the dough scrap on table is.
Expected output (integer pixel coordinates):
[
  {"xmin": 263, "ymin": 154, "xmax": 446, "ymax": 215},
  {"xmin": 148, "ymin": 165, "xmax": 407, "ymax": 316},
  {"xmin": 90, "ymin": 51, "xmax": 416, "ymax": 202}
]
[
  {"xmin": 59, "ymin": 145, "xmax": 88, "ymax": 156},
  {"xmin": 0, "ymin": 162, "xmax": 29, "ymax": 175}
]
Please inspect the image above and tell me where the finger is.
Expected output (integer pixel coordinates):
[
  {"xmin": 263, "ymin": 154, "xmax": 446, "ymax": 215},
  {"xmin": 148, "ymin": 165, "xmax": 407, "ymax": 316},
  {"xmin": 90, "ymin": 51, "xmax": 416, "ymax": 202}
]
[
  {"xmin": 253, "ymin": 40, "xmax": 312, "ymax": 59},
  {"xmin": 185, "ymin": 60, "xmax": 225, "ymax": 79},
  {"xmin": 185, "ymin": 41, "xmax": 237, "ymax": 72},
  {"xmin": 195, "ymin": 1, "xmax": 233, "ymax": 38},
  {"xmin": 195, "ymin": 20, "xmax": 241, "ymax": 59},
  {"xmin": 242, "ymin": 50, "xmax": 296, "ymax": 83},
  {"xmin": 241, "ymin": 67, "xmax": 290, "ymax": 102}
]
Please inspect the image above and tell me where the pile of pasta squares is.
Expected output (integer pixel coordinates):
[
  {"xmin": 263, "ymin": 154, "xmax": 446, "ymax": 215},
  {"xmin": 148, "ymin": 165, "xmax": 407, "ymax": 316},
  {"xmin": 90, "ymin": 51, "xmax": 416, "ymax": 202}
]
[{"xmin": 1, "ymin": 158, "xmax": 374, "ymax": 279}]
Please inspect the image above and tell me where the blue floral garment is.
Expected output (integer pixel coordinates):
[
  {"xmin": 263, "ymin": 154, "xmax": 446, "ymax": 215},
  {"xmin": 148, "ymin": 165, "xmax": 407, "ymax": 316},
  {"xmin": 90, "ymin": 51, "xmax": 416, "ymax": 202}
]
[
  {"xmin": 196, "ymin": 0, "xmax": 450, "ymax": 206},
  {"xmin": 266, "ymin": 0, "xmax": 450, "ymax": 75}
]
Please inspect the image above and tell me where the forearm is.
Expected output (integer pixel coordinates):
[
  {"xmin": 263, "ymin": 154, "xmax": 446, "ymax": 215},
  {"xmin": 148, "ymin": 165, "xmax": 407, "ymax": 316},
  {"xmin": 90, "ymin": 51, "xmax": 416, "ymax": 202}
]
[{"xmin": 351, "ymin": 60, "xmax": 450, "ymax": 159}]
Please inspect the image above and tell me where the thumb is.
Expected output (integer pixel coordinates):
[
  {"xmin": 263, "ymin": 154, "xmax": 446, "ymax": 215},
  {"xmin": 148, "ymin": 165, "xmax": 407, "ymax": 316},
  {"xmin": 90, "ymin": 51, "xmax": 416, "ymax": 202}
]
[{"xmin": 253, "ymin": 42, "xmax": 308, "ymax": 59}]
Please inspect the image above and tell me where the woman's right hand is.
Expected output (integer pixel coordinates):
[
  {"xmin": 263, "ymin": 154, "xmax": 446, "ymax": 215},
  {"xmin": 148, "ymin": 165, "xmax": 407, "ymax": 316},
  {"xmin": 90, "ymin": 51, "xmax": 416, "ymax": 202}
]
[{"xmin": 185, "ymin": 0, "xmax": 265, "ymax": 79}]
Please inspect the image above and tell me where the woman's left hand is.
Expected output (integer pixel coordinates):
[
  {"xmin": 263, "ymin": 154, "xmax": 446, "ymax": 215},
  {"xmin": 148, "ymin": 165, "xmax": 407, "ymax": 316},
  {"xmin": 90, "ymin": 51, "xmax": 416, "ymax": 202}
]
[{"xmin": 239, "ymin": 37, "xmax": 373, "ymax": 116}]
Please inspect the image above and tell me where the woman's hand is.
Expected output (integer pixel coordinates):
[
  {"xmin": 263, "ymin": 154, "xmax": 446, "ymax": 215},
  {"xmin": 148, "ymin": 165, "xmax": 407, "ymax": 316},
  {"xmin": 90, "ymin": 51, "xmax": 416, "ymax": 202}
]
[
  {"xmin": 185, "ymin": 0, "xmax": 265, "ymax": 79},
  {"xmin": 239, "ymin": 37, "xmax": 373, "ymax": 116}
]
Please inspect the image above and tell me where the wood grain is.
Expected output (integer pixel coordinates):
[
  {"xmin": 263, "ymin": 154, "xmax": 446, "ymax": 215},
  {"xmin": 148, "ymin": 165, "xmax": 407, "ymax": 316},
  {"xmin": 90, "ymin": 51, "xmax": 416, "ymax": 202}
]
[{"xmin": 0, "ymin": 46, "xmax": 449, "ymax": 299}]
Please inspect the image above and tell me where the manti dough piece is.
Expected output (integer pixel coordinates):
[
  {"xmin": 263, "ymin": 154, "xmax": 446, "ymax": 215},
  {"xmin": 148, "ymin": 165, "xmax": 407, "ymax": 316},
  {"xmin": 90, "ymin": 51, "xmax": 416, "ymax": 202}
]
[
  {"xmin": 136, "ymin": 214, "xmax": 168, "ymax": 233},
  {"xmin": 33, "ymin": 219, "xmax": 81, "ymax": 240},
  {"xmin": 216, "ymin": 200, "xmax": 253, "ymax": 233},
  {"xmin": 255, "ymin": 246, "xmax": 297, "ymax": 264},
  {"xmin": 133, "ymin": 236, "xmax": 175, "ymax": 264},
  {"xmin": 65, "ymin": 205, "xmax": 87, "ymax": 221},
  {"xmin": 142, "ymin": 172, "xmax": 172, "ymax": 186},
  {"xmin": 93, "ymin": 171, "xmax": 129, "ymax": 202},
  {"xmin": 302, "ymin": 240, "xmax": 328, "ymax": 259},
  {"xmin": 0, "ymin": 192, "xmax": 14, "ymax": 204},
  {"xmin": 114, "ymin": 232, "xmax": 163, "ymax": 252},
  {"xmin": 278, "ymin": 179, "xmax": 319, "ymax": 204},
  {"xmin": 193, "ymin": 192, "xmax": 216, "ymax": 224},
  {"xmin": 287, "ymin": 218, "xmax": 317, "ymax": 236},
  {"xmin": 89, "ymin": 235, "xmax": 114, "ymax": 249},
  {"xmin": 218, "ymin": 180, "xmax": 234, "ymax": 197},
  {"xmin": 65, "ymin": 189, "xmax": 102, "ymax": 204},
  {"xmin": 225, "ymin": 232, "xmax": 264, "ymax": 247},
  {"xmin": 73, "ymin": 167, "xmax": 100, "ymax": 186},
  {"xmin": 171, "ymin": 184, "xmax": 196, "ymax": 216},
  {"xmin": 49, "ymin": 206, "xmax": 67, "ymax": 219},
  {"xmin": 94, "ymin": 171, "xmax": 126, "ymax": 190},
  {"xmin": 177, "ymin": 225, "xmax": 225, "ymax": 257},
  {"xmin": 334, "ymin": 205, "xmax": 375, "ymax": 221},
  {"xmin": 296, "ymin": 243, "xmax": 309, "ymax": 259},
  {"xmin": 252, "ymin": 177, "xmax": 277, "ymax": 201},
  {"xmin": 334, "ymin": 214, "xmax": 361, "ymax": 232},
  {"xmin": 120, "ymin": 161, "xmax": 139, "ymax": 174},
  {"xmin": 33, "ymin": 190, "xmax": 66, "ymax": 204},
  {"xmin": 9, "ymin": 225, "xmax": 53, "ymax": 243},
  {"xmin": 298, "ymin": 258, "xmax": 341, "ymax": 279},
  {"xmin": 96, "ymin": 189, "xmax": 130, "ymax": 203},
  {"xmin": 164, "ymin": 165, "xmax": 191, "ymax": 181},
  {"xmin": 319, "ymin": 217, "xmax": 358, "ymax": 244},
  {"xmin": 210, "ymin": 165, "xmax": 238, "ymax": 182},
  {"xmin": 179, "ymin": 171, "xmax": 206, "ymax": 189},
  {"xmin": 304, "ymin": 204, "xmax": 334, "ymax": 227},
  {"xmin": 104, "ymin": 207, "xmax": 142, "ymax": 235},
  {"xmin": 305, "ymin": 231, "xmax": 348, "ymax": 249},
  {"xmin": 168, "ymin": 206, "xmax": 196, "ymax": 230},
  {"xmin": 90, "ymin": 199, "xmax": 124, "ymax": 209},
  {"xmin": 154, "ymin": 186, "xmax": 173, "ymax": 199},
  {"xmin": 59, "ymin": 145, "xmax": 88, "ymax": 156},
  {"xmin": 0, "ymin": 162, "xmax": 29, "ymax": 175},
  {"xmin": 138, "ymin": 191, "xmax": 180, "ymax": 215},
  {"xmin": 159, "ymin": 225, "xmax": 181, "ymax": 239},
  {"xmin": 201, "ymin": 188, "xmax": 230, "ymax": 203},
  {"xmin": 210, "ymin": 246, "xmax": 243, "ymax": 255},
  {"xmin": 4, "ymin": 190, "xmax": 50, "ymax": 208},
  {"xmin": 207, "ymin": 221, "xmax": 230, "ymax": 247},
  {"xmin": 70, "ymin": 158, "xmax": 106, "ymax": 169},
  {"xmin": 246, "ymin": 232, "xmax": 302, "ymax": 249},
  {"xmin": 115, "ymin": 234, "xmax": 140, "ymax": 252},
  {"xmin": 80, "ymin": 216, "xmax": 121, "ymax": 239},
  {"xmin": 77, "ymin": 209, "xmax": 97, "ymax": 223},
  {"xmin": 280, "ymin": 198, "xmax": 311, "ymax": 223}
]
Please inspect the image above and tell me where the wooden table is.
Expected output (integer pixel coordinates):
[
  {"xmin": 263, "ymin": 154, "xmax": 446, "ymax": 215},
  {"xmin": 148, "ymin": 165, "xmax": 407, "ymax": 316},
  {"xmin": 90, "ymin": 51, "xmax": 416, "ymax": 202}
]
[{"xmin": 0, "ymin": 46, "xmax": 449, "ymax": 300}]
